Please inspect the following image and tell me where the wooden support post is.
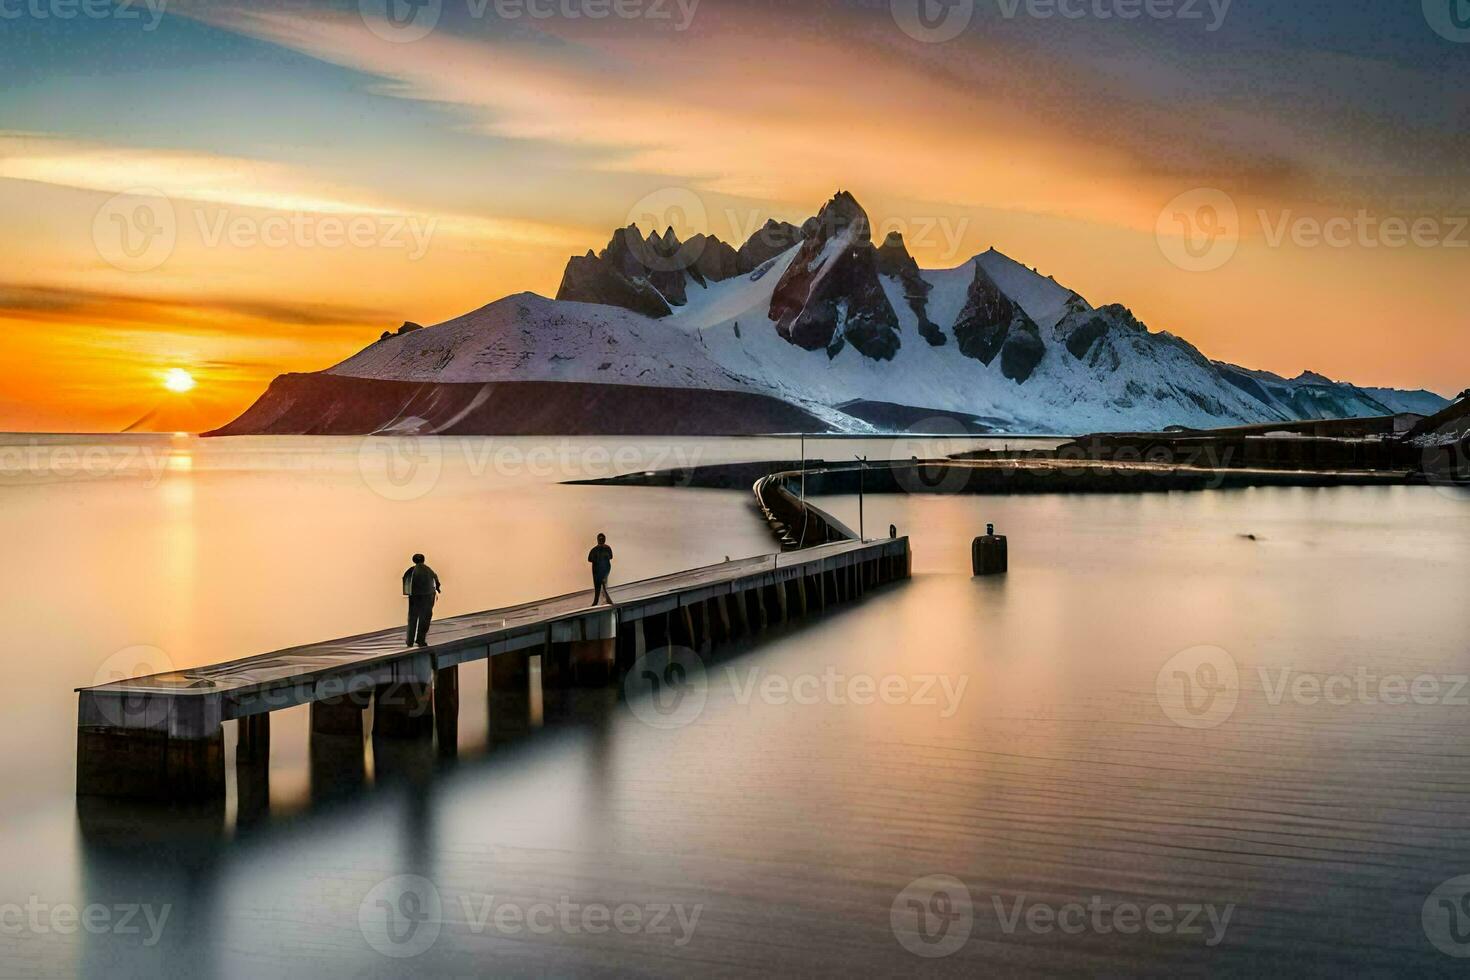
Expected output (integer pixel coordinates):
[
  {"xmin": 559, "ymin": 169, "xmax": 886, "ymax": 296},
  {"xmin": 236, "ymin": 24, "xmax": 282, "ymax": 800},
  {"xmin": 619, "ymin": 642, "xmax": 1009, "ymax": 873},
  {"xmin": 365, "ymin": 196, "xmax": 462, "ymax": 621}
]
[
  {"xmin": 693, "ymin": 601, "xmax": 711, "ymax": 649},
  {"xmin": 311, "ymin": 694, "xmax": 367, "ymax": 737},
  {"xmin": 434, "ymin": 665, "xmax": 459, "ymax": 756},
  {"xmin": 236, "ymin": 717, "xmax": 270, "ymax": 825},
  {"xmin": 488, "ymin": 650, "xmax": 532, "ymax": 742},
  {"xmin": 615, "ymin": 615, "xmax": 640, "ymax": 676},
  {"xmin": 571, "ymin": 638, "xmax": 616, "ymax": 687},
  {"xmin": 795, "ymin": 576, "xmax": 809, "ymax": 617},
  {"xmin": 751, "ymin": 587, "xmax": 769, "ymax": 632},
  {"xmin": 679, "ymin": 604, "xmax": 698, "ymax": 649},
  {"xmin": 732, "ymin": 588, "xmax": 751, "ymax": 637},
  {"xmin": 237, "ymin": 712, "xmax": 270, "ymax": 764},
  {"xmin": 374, "ymin": 681, "xmax": 435, "ymax": 739},
  {"xmin": 714, "ymin": 599, "xmax": 732, "ymax": 643},
  {"xmin": 817, "ymin": 569, "xmax": 827, "ymax": 610},
  {"xmin": 542, "ymin": 642, "xmax": 574, "ymax": 690},
  {"xmin": 309, "ymin": 726, "xmax": 365, "ymax": 802}
]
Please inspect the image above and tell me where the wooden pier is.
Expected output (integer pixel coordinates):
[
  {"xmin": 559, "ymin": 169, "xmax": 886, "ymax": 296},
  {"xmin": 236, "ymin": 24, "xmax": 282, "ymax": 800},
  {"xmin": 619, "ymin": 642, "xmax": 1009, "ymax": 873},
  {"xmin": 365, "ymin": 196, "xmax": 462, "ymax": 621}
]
[{"xmin": 76, "ymin": 534, "xmax": 911, "ymax": 801}]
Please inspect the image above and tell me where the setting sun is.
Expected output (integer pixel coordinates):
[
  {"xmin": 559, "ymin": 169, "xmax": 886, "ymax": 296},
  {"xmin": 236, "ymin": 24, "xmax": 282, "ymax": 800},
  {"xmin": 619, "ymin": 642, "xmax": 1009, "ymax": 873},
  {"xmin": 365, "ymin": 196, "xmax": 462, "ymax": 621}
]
[{"xmin": 162, "ymin": 368, "xmax": 196, "ymax": 393}]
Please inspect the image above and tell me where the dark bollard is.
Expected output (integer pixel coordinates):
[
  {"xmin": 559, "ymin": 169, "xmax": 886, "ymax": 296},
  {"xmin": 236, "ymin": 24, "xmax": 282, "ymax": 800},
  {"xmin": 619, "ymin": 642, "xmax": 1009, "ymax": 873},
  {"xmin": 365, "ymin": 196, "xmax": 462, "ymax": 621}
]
[{"xmin": 972, "ymin": 523, "xmax": 1009, "ymax": 577}]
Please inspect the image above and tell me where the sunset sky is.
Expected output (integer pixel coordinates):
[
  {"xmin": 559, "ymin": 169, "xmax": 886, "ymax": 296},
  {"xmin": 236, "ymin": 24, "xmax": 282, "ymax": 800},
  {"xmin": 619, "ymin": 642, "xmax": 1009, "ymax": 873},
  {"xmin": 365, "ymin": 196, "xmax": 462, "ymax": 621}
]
[{"xmin": 1, "ymin": 0, "xmax": 1466, "ymax": 432}]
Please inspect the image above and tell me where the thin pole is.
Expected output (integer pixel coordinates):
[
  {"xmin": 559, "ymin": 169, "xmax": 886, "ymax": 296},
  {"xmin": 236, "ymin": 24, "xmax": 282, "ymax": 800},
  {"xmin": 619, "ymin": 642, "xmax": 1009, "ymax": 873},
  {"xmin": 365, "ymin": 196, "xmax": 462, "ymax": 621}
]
[
  {"xmin": 800, "ymin": 432, "xmax": 806, "ymax": 504},
  {"xmin": 855, "ymin": 454, "xmax": 866, "ymax": 542}
]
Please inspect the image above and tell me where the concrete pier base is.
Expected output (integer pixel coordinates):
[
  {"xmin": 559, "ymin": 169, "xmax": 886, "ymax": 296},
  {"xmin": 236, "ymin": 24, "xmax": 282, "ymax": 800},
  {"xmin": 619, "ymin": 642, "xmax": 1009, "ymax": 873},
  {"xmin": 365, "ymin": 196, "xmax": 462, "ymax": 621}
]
[
  {"xmin": 488, "ymin": 651, "xmax": 533, "ymax": 741},
  {"xmin": 373, "ymin": 681, "xmax": 434, "ymax": 739},
  {"xmin": 309, "ymin": 729, "xmax": 366, "ymax": 802},
  {"xmin": 76, "ymin": 727, "xmax": 225, "ymax": 802},
  {"xmin": 434, "ymin": 666, "xmax": 459, "ymax": 756},
  {"xmin": 542, "ymin": 643, "xmax": 574, "ymax": 689},
  {"xmin": 237, "ymin": 713, "xmax": 270, "ymax": 763},
  {"xmin": 311, "ymin": 694, "xmax": 368, "ymax": 737},
  {"xmin": 973, "ymin": 535, "xmax": 1009, "ymax": 576},
  {"xmin": 571, "ymin": 638, "xmax": 616, "ymax": 686}
]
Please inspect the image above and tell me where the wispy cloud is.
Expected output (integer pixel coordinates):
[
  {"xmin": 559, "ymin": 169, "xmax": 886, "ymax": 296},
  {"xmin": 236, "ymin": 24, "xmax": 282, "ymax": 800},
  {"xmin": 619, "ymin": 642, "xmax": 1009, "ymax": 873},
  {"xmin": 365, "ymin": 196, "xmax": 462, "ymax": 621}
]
[{"xmin": 0, "ymin": 133, "xmax": 588, "ymax": 249}]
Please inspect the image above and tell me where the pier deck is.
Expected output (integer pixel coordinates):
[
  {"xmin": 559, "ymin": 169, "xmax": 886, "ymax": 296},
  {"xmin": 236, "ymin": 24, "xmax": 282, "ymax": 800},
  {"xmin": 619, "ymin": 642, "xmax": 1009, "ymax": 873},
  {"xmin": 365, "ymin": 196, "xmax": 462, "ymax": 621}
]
[{"xmin": 76, "ymin": 535, "xmax": 911, "ymax": 800}]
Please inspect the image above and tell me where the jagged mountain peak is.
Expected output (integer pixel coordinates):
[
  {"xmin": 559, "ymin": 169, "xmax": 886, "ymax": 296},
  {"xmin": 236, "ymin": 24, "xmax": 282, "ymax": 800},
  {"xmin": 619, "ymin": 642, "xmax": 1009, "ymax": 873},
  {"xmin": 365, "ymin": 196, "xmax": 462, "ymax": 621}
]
[{"xmin": 802, "ymin": 189, "xmax": 872, "ymax": 244}]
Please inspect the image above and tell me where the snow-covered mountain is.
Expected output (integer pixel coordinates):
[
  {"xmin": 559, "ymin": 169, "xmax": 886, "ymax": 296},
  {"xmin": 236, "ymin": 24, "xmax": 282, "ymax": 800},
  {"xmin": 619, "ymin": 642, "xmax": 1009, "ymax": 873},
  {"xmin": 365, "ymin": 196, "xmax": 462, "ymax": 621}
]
[{"xmin": 212, "ymin": 191, "xmax": 1449, "ymax": 436}]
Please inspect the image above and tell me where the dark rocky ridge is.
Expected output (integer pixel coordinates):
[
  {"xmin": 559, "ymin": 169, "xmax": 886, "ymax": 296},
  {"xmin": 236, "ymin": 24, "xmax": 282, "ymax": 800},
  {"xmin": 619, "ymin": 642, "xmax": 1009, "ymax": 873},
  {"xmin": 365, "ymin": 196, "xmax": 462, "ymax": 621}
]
[
  {"xmin": 951, "ymin": 261, "xmax": 1045, "ymax": 382},
  {"xmin": 768, "ymin": 191, "xmax": 902, "ymax": 361},
  {"xmin": 737, "ymin": 219, "xmax": 803, "ymax": 274},
  {"xmin": 205, "ymin": 374, "xmax": 834, "ymax": 437},
  {"xmin": 875, "ymin": 232, "xmax": 945, "ymax": 346},
  {"xmin": 557, "ymin": 223, "xmax": 751, "ymax": 317}
]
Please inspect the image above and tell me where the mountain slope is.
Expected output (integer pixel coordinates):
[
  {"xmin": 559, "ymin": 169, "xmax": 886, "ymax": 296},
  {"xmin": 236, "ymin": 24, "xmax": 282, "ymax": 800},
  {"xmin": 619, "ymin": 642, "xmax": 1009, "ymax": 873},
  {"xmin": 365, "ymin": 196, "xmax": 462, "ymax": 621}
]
[{"xmin": 213, "ymin": 190, "xmax": 1451, "ymax": 437}]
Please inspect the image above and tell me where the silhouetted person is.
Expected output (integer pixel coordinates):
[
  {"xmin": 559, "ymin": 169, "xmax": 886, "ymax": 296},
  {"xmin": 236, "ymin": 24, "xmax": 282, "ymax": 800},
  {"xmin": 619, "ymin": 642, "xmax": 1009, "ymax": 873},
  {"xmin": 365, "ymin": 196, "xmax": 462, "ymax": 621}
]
[
  {"xmin": 588, "ymin": 533, "xmax": 614, "ymax": 606},
  {"xmin": 402, "ymin": 554, "xmax": 441, "ymax": 647}
]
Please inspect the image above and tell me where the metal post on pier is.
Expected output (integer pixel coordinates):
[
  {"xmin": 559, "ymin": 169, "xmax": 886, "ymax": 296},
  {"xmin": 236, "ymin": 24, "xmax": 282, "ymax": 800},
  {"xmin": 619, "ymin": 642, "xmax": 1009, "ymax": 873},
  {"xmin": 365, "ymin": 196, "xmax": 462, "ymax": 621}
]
[{"xmin": 854, "ymin": 455, "xmax": 867, "ymax": 542}]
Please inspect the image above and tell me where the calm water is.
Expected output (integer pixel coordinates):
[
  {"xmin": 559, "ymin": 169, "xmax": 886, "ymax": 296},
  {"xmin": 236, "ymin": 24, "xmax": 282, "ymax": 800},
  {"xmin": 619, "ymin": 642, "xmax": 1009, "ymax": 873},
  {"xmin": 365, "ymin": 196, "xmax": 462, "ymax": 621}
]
[{"xmin": 1, "ymin": 435, "xmax": 1468, "ymax": 977}]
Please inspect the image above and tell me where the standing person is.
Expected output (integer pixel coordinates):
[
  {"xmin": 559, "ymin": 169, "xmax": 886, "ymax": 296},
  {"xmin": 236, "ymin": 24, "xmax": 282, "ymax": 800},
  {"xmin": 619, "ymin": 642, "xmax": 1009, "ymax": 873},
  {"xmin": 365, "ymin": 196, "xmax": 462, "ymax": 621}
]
[
  {"xmin": 588, "ymin": 533, "xmax": 614, "ymax": 606},
  {"xmin": 402, "ymin": 554, "xmax": 442, "ymax": 648}
]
